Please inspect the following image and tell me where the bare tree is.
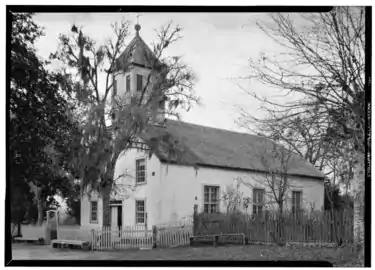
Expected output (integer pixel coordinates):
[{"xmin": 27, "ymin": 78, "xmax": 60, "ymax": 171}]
[
  {"xmin": 258, "ymin": 141, "xmax": 294, "ymax": 215},
  {"xmin": 241, "ymin": 7, "xmax": 365, "ymax": 262},
  {"xmin": 239, "ymin": 103, "xmax": 334, "ymax": 171},
  {"xmin": 52, "ymin": 19, "xmax": 199, "ymax": 226}
]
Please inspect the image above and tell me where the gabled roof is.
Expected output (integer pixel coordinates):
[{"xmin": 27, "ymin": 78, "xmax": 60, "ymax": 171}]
[{"xmin": 141, "ymin": 120, "xmax": 325, "ymax": 180}]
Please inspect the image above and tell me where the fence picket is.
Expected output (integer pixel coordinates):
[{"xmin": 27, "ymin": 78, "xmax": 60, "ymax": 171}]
[
  {"xmin": 89, "ymin": 225, "xmax": 153, "ymax": 251},
  {"xmin": 52, "ymin": 209, "xmax": 353, "ymax": 251},
  {"xmin": 191, "ymin": 209, "xmax": 353, "ymax": 246},
  {"xmin": 153, "ymin": 221, "xmax": 193, "ymax": 248}
]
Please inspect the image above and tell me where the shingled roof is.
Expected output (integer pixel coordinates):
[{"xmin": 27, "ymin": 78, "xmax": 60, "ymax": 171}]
[{"xmin": 140, "ymin": 120, "xmax": 325, "ymax": 180}]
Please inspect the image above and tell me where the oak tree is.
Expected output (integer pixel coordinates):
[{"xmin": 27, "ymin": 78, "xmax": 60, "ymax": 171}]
[{"xmin": 52, "ymin": 19, "xmax": 199, "ymax": 226}]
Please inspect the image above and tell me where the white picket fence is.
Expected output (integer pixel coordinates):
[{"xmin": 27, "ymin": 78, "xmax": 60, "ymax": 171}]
[
  {"xmin": 91, "ymin": 226, "xmax": 153, "ymax": 251},
  {"xmin": 155, "ymin": 219, "xmax": 194, "ymax": 248}
]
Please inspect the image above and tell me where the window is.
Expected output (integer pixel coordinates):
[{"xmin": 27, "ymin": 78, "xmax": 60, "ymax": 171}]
[
  {"xmin": 126, "ymin": 75, "xmax": 131, "ymax": 92},
  {"xmin": 203, "ymin": 186, "xmax": 219, "ymax": 213},
  {"xmin": 253, "ymin": 189, "xmax": 264, "ymax": 215},
  {"xmin": 292, "ymin": 191, "xmax": 302, "ymax": 214},
  {"xmin": 135, "ymin": 200, "xmax": 145, "ymax": 224},
  {"xmin": 113, "ymin": 78, "xmax": 117, "ymax": 97},
  {"xmin": 136, "ymin": 74, "xmax": 143, "ymax": 92},
  {"xmin": 136, "ymin": 158, "xmax": 146, "ymax": 184},
  {"xmin": 90, "ymin": 201, "xmax": 98, "ymax": 223}
]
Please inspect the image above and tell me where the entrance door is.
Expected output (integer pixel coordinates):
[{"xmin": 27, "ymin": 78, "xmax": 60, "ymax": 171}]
[
  {"xmin": 117, "ymin": 206, "xmax": 122, "ymax": 229},
  {"xmin": 111, "ymin": 206, "xmax": 118, "ymax": 231},
  {"xmin": 110, "ymin": 200, "xmax": 123, "ymax": 238},
  {"xmin": 111, "ymin": 206, "xmax": 122, "ymax": 238}
]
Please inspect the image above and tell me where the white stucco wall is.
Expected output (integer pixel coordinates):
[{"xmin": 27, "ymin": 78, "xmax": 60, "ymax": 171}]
[
  {"xmin": 81, "ymin": 150, "xmax": 324, "ymax": 228},
  {"xmin": 114, "ymin": 66, "xmax": 152, "ymax": 99},
  {"xmin": 80, "ymin": 148, "xmax": 163, "ymax": 228},
  {"xmin": 80, "ymin": 193, "xmax": 102, "ymax": 230},
  {"xmin": 156, "ymin": 164, "xmax": 325, "ymax": 222},
  {"xmin": 114, "ymin": 148, "xmax": 162, "ymax": 227}
]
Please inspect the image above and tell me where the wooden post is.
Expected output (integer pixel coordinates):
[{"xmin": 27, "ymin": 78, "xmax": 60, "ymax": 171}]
[
  {"xmin": 193, "ymin": 204, "xmax": 198, "ymax": 236},
  {"xmin": 91, "ymin": 229, "xmax": 95, "ymax": 251},
  {"xmin": 56, "ymin": 210, "xmax": 60, "ymax": 240},
  {"xmin": 152, "ymin": 225, "xmax": 157, "ymax": 248},
  {"xmin": 144, "ymin": 213, "xmax": 148, "ymax": 248},
  {"xmin": 145, "ymin": 213, "xmax": 148, "ymax": 236}
]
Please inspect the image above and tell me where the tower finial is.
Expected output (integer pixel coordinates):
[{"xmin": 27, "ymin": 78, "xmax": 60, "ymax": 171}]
[{"xmin": 135, "ymin": 13, "xmax": 142, "ymax": 36}]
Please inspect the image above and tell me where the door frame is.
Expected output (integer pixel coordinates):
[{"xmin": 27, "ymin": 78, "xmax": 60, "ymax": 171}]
[{"xmin": 110, "ymin": 200, "xmax": 123, "ymax": 229}]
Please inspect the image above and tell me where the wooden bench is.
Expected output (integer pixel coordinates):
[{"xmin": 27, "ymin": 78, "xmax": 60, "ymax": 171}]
[
  {"xmin": 190, "ymin": 233, "xmax": 245, "ymax": 247},
  {"xmin": 51, "ymin": 239, "xmax": 90, "ymax": 250},
  {"xmin": 13, "ymin": 237, "xmax": 45, "ymax": 245},
  {"xmin": 190, "ymin": 235, "xmax": 216, "ymax": 246}
]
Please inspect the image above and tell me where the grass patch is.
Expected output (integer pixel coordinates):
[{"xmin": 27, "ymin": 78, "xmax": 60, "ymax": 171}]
[{"xmin": 12, "ymin": 243, "xmax": 360, "ymax": 266}]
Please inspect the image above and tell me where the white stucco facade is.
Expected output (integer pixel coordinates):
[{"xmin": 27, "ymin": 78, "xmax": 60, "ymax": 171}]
[{"xmin": 81, "ymin": 149, "xmax": 325, "ymax": 229}]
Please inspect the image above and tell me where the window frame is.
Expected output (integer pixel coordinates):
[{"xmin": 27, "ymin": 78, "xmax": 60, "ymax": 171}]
[
  {"xmin": 126, "ymin": 74, "xmax": 131, "ymax": 93},
  {"xmin": 135, "ymin": 158, "xmax": 147, "ymax": 185},
  {"xmin": 292, "ymin": 190, "xmax": 302, "ymax": 215},
  {"xmin": 135, "ymin": 200, "xmax": 146, "ymax": 225},
  {"xmin": 252, "ymin": 188, "xmax": 265, "ymax": 216},
  {"xmin": 90, "ymin": 201, "xmax": 98, "ymax": 224},
  {"xmin": 203, "ymin": 185, "xmax": 220, "ymax": 214}
]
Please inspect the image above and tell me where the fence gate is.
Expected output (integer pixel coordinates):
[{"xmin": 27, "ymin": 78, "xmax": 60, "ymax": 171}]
[{"xmin": 155, "ymin": 219, "xmax": 193, "ymax": 248}]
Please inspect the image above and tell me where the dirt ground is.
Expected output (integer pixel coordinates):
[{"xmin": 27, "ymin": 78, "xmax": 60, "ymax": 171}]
[{"xmin": 11, "ymin": 243, "xmax": 359, "ymax": 266}]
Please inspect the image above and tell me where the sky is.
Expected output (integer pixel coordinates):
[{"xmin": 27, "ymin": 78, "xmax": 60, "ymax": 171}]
[{"xmin": 33, "ymin": 12, "xmax": 285, "ymax": 133}]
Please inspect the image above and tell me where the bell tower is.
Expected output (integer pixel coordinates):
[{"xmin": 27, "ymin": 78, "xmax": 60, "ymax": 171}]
[{"xmin": 111, "ymin": 22, "xmax": 166, "ymax": 126}]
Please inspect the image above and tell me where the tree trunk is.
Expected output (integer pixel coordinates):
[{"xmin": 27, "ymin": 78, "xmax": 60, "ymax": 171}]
[
  {"xmin": 37, "ymin": 198, "xmax": 44, "ymax": 225},
  {"xmin": 352, "ymin": 150, "xmax": 365, "ymax": 264},
  {"xmin": 29, "ymin": 182, "xmax": 44, "ymax": 225},
  {"xmin": 273, "ymin": 201, "xmax": 284, "ymax": 245},
  {"xmin": 278, "ymin": 201, "xmax": 283, "ymax": 214},
  {"xmin": 101, "ymin": 184, "xmax": 111, "ymax": 227},
  {"xmin": 100, "ymin": 151, "xmax": 119, "ymax": 227}
]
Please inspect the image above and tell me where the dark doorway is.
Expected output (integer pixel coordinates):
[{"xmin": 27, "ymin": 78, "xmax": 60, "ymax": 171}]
[{"xmin": 117, "ymin": 206, "xmax": 122, "ymax": 228}]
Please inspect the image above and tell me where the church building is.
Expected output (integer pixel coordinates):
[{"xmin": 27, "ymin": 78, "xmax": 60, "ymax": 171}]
[{"xmin": 80, "ymin": 23, "xmax": 325, "ymax": 230}]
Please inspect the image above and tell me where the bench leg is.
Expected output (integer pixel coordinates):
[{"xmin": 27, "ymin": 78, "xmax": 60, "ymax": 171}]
[{"xmin": 214, "ymin": 236, "xmax": 219, "ymax": 247}]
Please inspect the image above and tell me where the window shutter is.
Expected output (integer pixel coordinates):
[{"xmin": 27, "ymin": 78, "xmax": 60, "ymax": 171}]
[
  {"xmin": 137, "ymin": 74, "xmax": 143, "ymax": 92},
  {"xmin": 126, "ymin": 75, "xmax": 131, "ymax": 92},
  {"xmin": 113, "ymin": 78, "xmax": 117, "ymax": 97},
  {"xmin": 292, "ymin": 191, "xmax": 302, "ymax": 214}
]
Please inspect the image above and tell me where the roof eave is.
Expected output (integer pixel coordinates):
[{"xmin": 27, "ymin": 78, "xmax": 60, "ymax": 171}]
[{"xmin": 158, "ymin": 160, "xmax": 325, "ymax": 181}]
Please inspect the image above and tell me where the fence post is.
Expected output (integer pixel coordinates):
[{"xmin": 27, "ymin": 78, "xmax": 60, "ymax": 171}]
[
  {"xmin": 144, "ymin": 213, "xmax": 148, "ymax": 248},
  {"xmin": 152, "ymin": 225, "xmax": 157, "ymax": 248},
  {"xmin": 145, "ymin": 213, "xmax": 148, "ymax": 237},
  {"xmin": 193, "ymin": 204, "xmax": 198, "ymax": 236},
  {"xmin": 91, "ymin": 229, "xmax": 95, "ymax": 251}
]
